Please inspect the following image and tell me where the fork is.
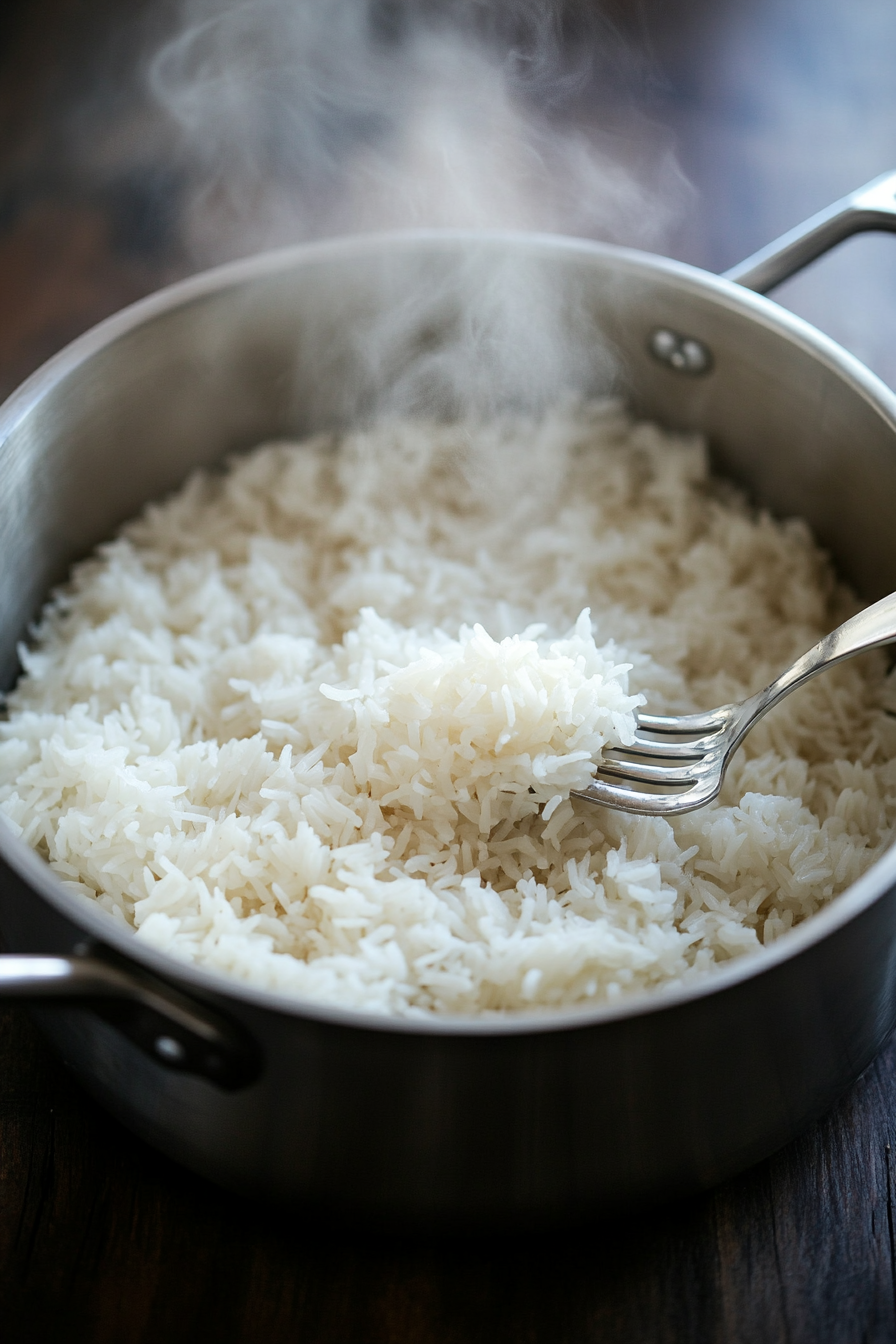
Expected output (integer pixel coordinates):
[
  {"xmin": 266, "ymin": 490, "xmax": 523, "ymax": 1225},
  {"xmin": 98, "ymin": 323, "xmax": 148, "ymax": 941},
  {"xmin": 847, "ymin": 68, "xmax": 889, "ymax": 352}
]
[{"xmin": 571, "ymin": 591, "xmax": 896, "ymax": 816}]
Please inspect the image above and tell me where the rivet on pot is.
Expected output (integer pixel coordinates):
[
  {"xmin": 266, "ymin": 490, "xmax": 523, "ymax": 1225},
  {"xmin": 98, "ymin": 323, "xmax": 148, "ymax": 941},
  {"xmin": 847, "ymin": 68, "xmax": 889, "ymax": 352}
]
[
  {"xmin": 155, "ymin": 1034, "xmax": 187, "ymax": 1064},
  {"xmin": 649, "ymin": 328, "xmax": 713, "ymax": 376}
]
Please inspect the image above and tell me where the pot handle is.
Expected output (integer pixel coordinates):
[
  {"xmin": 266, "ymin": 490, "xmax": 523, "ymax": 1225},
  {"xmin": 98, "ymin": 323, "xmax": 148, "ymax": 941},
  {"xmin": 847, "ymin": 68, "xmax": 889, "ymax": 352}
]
[
  {"xmin": 723, "ymin": 170, "xmax": 896, "ymax": 293},
  {"xmin": 0, "ymin": 946, "xmax": 262, "ymax": 1090}
]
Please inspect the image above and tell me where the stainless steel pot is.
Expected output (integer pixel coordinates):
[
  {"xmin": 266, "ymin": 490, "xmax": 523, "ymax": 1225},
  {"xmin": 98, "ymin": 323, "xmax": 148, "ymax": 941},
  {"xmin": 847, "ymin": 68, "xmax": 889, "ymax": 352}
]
[{"xmin": 2, "ymin": 175, "xmax": 896, "ymax": 1224}]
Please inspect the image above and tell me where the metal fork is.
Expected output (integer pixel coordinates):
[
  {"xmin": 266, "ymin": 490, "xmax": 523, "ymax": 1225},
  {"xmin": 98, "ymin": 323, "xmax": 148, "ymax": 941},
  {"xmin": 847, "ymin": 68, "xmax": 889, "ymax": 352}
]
[{"xmin": 572, "ymin": 591, "xmax": 896, "ymax": 816}]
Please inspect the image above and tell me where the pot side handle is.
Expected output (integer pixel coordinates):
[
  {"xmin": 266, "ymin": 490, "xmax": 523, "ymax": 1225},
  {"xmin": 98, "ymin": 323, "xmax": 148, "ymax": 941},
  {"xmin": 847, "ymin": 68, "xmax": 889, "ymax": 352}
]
[
  {"xmin": 0, "ymin": 947, "xmax": 262, "ymax": 1090},
  {"xmin": 723, "ymin": 170, "xmax": 896, "ymax": 293}
]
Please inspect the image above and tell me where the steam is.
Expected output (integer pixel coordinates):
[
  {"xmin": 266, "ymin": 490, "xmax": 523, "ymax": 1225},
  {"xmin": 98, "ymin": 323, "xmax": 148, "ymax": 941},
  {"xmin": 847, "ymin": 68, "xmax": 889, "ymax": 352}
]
[
  {"xmin": 148, "ymin": 0, "xmax": 690, "ymax": 260},
  {"xmin": 142, "ymin": 0, "xmax": 693, "ymax": 421}
]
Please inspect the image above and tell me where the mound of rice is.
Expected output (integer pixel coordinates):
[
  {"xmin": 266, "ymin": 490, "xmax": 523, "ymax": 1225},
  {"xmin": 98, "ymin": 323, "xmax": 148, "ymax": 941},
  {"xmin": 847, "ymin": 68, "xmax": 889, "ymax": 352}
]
[{"xmin": 3, "ymin": 400, "xmax": 896, "ymax": 1015}]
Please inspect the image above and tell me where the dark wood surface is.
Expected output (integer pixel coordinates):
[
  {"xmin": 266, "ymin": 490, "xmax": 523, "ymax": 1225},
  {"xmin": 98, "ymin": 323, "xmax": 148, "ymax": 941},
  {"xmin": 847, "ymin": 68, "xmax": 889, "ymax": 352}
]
[
  {"xmin": 2, "ymin": 2, "xmax": 896, "ymax": 1339},
  {"xmin": 5, "ymin": 999, "xmax": 896, "ymax": 1344}
]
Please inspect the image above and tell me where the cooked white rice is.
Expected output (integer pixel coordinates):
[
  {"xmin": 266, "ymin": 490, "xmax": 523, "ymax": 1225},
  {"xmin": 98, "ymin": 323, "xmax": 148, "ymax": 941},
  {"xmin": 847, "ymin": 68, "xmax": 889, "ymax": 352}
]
[{"xmin": 3, "ymin": 399, "xmax": 896, "ymax": 1015}]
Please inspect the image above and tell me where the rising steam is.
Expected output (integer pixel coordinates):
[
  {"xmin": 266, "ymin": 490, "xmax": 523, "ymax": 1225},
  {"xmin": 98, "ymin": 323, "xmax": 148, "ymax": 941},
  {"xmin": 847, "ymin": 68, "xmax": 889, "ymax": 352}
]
[
  {"xmin": 140, "ymin": 1, "xmax": 693, "ymax": 423},
  {"xmin": 148, "ymin": 0, "xmax": 691, "ymax": 262}
]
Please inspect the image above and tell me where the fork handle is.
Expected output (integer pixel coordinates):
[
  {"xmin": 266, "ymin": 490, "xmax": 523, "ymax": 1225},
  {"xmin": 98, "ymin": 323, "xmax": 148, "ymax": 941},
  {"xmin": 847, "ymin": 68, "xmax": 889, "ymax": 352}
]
[{"xmin": 750, "ymin": 591, "xmax": 896, "ymax": 720}]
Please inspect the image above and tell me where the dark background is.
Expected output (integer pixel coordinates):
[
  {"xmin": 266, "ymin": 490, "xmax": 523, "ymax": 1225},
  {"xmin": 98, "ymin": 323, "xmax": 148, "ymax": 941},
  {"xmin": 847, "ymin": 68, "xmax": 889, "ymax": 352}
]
[{"xmin": 2, "ymin": 1, "xmax": 896, "ymax": 1339}]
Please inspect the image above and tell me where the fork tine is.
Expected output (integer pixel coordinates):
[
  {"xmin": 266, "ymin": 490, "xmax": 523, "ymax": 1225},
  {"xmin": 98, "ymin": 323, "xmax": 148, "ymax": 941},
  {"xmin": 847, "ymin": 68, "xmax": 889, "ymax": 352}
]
[
  {"xmin": 572, "ymin": 772, "xmax": 723, "ymax": 816},
  {"xmin": 637, "ymin": 709, "xmax": 731, "ymax": 734},
  {"xmin": 572, "ymin": 778, "xmax": 700, "ymax": 815},
  {"xmin": 622, "ymin": 733, "xmax": 719, "ymax": 759},
  {"xmin": 570, "ymin": 703, "xmax": 735, "ymax": 815},
  {"xmin": 595, "ymin": 757, "xmax": 702, "ymax": 787}
]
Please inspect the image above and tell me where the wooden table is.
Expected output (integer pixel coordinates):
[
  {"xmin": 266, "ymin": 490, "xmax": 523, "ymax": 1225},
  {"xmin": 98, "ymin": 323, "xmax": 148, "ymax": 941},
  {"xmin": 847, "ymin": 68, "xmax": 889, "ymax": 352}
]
[{"xmin": 2, "ymin": 2, "xmax": 896, "ymax": 1338}]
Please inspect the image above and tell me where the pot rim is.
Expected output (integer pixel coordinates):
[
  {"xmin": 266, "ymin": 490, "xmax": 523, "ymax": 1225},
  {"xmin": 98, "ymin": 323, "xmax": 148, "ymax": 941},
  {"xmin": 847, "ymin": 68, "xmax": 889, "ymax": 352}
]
[{"xmin": 3, "ymin": 226, "xmax": 896, "ymax": 1038}]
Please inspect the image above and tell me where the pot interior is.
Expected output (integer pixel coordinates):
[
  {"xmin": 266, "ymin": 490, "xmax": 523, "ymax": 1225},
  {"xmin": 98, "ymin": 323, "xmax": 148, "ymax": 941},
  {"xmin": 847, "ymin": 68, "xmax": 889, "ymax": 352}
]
[{"xmin": 2, "ymin": 234, "xmax": 896, "ymax": 695}]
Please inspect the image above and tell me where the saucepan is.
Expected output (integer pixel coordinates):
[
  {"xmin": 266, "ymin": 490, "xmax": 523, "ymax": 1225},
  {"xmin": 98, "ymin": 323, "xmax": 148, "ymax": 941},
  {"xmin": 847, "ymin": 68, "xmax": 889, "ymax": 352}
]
[{"xmin": 2, "ymin": 175, "xmax": 896, "ymax": 1224}]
